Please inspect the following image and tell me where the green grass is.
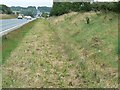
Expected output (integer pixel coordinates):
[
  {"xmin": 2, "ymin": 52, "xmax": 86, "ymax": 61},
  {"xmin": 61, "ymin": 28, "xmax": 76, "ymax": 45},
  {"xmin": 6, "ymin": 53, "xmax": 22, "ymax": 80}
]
[
  {"xmin": 2, "ymin": 19, "xmax": 37, "ymax": 64},
  {"xmin": 48, "ymin": 12, "xmax": 118, "ymax": 87},
  {"xmin": 51, "ymin": 12, "xmax": 118, "ymax": 68},
  {"xmin": 2, "ymin": 12, "xmax": 118, "ymax": 88}
]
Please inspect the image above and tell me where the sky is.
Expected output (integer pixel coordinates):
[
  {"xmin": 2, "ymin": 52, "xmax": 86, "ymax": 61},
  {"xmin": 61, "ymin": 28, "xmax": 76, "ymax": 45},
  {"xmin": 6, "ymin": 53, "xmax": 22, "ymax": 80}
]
[
  {"xmin": 0, "ymin": 0, "xmax": 53, "ymax": 7},
  {"xmin": 0, "ymin": 0, "xmax": 118, "ymax": 7}
]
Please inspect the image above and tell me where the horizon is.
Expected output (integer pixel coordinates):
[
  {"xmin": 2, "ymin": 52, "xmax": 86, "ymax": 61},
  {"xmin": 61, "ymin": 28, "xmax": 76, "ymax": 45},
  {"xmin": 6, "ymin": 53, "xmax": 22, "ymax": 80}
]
[
  {"xmin": 10, "ymin": 6, "xmax": 52, "ymax": 8},
  {"xmin": 0, "ymin": 0, "xmax": 53, "ymax": 7}
]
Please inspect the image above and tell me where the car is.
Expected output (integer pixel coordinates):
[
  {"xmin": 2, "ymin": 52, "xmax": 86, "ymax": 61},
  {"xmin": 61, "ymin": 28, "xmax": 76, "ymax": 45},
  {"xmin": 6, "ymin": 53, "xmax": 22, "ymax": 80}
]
[
  {"xmin": 25, "ymin": 16, "xmax": 32, "ymax": 20},
  {"xmin": 18, "ymin": 15, "xmax": 23, "ymax": 19}
]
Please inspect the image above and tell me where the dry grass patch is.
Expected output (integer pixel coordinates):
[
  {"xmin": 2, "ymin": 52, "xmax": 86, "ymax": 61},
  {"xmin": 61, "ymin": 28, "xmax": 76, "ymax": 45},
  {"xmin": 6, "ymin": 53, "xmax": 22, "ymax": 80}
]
[{"xmin": 0, "ymin": 14, "xmax": 17, "ymax": 19}]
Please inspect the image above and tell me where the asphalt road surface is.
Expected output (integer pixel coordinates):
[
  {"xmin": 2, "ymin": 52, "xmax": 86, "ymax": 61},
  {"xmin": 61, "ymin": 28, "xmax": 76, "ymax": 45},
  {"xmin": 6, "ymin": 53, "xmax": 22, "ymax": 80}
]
[{"xmin": 0, "ymin": 18, "xmax": 35, "ymax": 36}]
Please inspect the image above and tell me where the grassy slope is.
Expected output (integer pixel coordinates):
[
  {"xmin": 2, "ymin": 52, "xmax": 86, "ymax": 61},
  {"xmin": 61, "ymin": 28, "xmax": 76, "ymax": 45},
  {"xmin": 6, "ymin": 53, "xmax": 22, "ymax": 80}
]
[
  {"xmin": 49, "ymin": 12, "xmax": 118, "ymax": 87},
  {"xmin": 2, "ymin": 12, "xmax": 118, "ymax": 88},
  {"xmin": 0, "ymin": 14, "xmax": 17, "ymax": 19},
  {"xmin": 50, "ymin": 12, "xmax": 118, "ymax": 68}
]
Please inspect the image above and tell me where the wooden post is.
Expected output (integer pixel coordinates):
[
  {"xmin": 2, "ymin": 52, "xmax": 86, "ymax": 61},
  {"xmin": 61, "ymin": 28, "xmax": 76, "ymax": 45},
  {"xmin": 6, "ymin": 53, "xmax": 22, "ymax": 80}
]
[{"xmin": 86, "ymin": 17, "xmax": 90, "ymax": 24}]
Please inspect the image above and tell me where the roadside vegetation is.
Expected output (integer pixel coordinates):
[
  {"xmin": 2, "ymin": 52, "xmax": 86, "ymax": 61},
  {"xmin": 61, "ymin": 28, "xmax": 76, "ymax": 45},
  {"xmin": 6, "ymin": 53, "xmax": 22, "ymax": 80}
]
[
  {"xmin": 2, "ymin": 19, "xmax": 37, "ymax": 64},
  {"xmin": 2, "ymin": 11, "xmax": 118, "ymax": 88},
  {"xmin": 50, "ymin": 2, "xmax": 118, "ymax": 16},
  {"xmin": 2, "ymin": 2, "xmax": 118, "ymax": 88}
]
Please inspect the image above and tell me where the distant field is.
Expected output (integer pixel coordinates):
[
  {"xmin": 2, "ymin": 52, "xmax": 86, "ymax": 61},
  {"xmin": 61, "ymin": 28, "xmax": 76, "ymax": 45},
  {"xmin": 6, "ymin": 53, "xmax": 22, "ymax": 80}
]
[
  {"xmin": 2, "ymin": 12, "xmax": 118, "ymax": 88},
  {"xmin": 0, "ymin": 14, "xmax": 17, "ymax": 19}
]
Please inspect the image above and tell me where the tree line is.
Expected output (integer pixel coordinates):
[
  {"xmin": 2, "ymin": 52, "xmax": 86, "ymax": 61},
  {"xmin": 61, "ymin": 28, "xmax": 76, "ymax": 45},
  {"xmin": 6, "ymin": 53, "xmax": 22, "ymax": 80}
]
[
  {"xmin": 0, "ymin": 4, "xmax": 12, "ymax": 14},
  {"xmin": 50, "ymin": 2, "xmax": 119, "ymax": 16},
  {"xmin": 11, "ymin": 6, "xmax": 37, "ymax": 17},
  {"xmin": 38, "ymin": 6, "xmax": 52, "ymax": 12}
]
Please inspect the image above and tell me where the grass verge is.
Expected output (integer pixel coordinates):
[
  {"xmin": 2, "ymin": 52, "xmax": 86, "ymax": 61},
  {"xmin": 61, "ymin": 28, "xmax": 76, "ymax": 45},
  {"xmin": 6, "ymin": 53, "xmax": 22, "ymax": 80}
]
[
  {"xmin": 2, "ymin": 19, "xmax": 37, "ymax": 64},
  {"xmin": 2, "ymin": 12, "xmax": 118, "ymax": 88}
]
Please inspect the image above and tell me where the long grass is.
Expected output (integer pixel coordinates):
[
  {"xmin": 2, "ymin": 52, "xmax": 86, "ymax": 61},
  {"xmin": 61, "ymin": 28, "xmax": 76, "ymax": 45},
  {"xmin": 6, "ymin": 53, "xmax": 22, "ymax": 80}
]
[{"xmin": 48, "ymin": 12, "xmax": 118, "ymax": 87}]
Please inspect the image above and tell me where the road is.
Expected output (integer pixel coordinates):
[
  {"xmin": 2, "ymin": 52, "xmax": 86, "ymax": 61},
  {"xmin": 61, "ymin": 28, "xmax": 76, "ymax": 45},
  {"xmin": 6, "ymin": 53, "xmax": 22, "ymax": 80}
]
[{"xmin": 0, "ymin": 18, "xmax": 35, "ymax": 36}]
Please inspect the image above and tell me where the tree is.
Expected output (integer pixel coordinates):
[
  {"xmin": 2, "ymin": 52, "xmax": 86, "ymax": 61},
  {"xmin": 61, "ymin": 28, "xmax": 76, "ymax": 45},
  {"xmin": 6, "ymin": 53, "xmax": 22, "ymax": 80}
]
[
  {"xmin": 50, "ymin": 2, "xmax": 119, "ymax": 16},
  {"xmin": 50, "ymin": 2, "xmax": 82, "ymax": 16},
  {"xmin": 80, "ymin": 2, "xmax": 92, "ymax": 11},
  {"xmin": 0, "ymin": 4, "xmax": 12, "ymax": 14},
  {"xmin": 41, "ymin": 12, "xmax": 49, "ymax": 18}
]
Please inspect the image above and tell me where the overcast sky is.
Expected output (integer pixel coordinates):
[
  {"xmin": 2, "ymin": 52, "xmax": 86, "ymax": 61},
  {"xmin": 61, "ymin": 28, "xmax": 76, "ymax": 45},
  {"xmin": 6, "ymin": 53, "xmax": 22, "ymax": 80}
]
[
  {"xmin": 0, "ymin": 0, "xmax": 53, "ymax": 7},
  {"xmin": 0, "ymin": 0, "xmax": 118, "ymax": 7}
]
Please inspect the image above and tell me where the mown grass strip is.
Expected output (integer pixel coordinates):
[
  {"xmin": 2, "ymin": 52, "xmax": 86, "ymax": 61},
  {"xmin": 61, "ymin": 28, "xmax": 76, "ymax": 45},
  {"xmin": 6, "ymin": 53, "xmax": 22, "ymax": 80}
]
[{"xmin": 2, "ymin": 19, "xmax": 37, "ymax": 64}]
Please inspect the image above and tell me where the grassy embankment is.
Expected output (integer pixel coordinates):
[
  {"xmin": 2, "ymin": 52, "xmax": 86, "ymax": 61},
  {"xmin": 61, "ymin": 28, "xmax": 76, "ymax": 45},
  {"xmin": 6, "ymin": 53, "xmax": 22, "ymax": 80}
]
[
  {"xmin": 0, "ymin": 14, "xmax": 17, "ymax": 19},
  {"xmin": 2, "ymin": 12, "xmax": 118, "ymax": 88}
]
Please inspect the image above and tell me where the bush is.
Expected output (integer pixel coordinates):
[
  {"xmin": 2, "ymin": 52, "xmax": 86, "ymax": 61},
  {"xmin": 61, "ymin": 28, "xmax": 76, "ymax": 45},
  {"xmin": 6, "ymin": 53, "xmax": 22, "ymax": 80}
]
[{"xmin": 50, "ymin": 2, "xmax": 119, "ymax": 16}]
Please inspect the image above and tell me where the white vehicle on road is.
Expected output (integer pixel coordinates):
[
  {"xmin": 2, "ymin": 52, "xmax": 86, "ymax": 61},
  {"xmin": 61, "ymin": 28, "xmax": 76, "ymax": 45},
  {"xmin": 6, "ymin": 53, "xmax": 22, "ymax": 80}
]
[
  {"xmin": 17, "ymin": 15, "xmax": 23, "ymax": 19},
  {"xmin": 24, "ymin": 16, "xmax": 32, "ymax": 20}
]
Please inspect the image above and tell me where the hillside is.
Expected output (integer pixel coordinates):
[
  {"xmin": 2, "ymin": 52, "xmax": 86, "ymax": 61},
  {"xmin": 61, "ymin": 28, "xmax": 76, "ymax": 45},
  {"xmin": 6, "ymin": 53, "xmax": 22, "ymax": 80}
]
[{"xmin": 2, "ymin": 12, "xmax": 118, "ymax": 88}]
